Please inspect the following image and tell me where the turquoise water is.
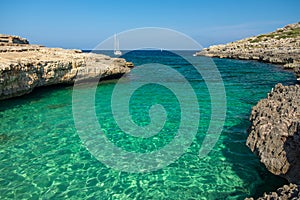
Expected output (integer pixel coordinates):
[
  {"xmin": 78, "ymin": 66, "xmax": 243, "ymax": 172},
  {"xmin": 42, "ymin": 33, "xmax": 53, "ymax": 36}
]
[{"xmin": 0, "ymin": 51, "xmax": 296, "ymax": 199}]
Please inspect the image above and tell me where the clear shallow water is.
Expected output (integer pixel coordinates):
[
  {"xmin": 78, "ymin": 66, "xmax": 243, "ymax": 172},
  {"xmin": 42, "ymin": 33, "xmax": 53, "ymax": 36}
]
[{"xmin": 0, "ymin": 51, "xmax": 296, "ymax": 199}]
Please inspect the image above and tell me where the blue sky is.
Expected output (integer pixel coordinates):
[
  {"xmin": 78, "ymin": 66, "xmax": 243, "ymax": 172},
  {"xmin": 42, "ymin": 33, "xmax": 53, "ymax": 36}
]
[{"xmin": 0, "ymin": 0, "xmax": 299, "ymax": 49}]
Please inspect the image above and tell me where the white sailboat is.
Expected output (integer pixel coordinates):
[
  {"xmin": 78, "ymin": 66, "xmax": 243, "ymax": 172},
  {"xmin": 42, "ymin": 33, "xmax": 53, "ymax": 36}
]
[{"xmin": 114, "ymin": 34, "xmax": 122, "ymax": 56}]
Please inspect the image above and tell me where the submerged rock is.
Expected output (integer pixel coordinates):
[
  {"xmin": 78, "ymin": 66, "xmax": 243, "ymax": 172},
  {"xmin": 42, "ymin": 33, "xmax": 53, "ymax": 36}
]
[
  {"xmin": 245, "ymin": 183, "xmax": 300, "ymax": 200},
  {"xmin": 0, "ymin": 34, "xmax": 133, "ymax": 100},
  {"xmin": 247, "ymin": 84, "xmax": 300, "ymax": 184},
  {"xmin": 0, "ymin": 134, "xmax": 9, "ymax": 143}
]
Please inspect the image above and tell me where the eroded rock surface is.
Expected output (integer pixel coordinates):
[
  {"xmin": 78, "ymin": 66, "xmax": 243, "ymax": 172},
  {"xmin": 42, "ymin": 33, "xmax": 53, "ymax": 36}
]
[{"xmin": 247, "ymin": 84, "xmax": 300, "ymax": 184}]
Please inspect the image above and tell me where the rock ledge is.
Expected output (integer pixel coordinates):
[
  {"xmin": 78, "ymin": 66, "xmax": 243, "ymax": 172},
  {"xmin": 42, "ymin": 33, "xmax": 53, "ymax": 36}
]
[{"xmin": 0, "ymin": 35, "xmax": 133, "ymax": 100}]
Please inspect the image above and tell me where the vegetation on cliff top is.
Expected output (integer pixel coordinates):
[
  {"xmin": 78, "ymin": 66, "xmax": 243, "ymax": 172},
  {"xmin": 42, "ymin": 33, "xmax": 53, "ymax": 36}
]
[{"xmin": 249, "ymin": 22, "xmax": 300, "ymax": 43}]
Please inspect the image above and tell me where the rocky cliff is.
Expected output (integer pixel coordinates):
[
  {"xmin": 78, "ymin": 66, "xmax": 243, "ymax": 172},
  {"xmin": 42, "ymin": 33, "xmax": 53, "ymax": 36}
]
[
  {"xmin": 247, "ymin": 84, "xmax": 300, "ymax": 184},
  {"xmin": 196, "ymin": 22, "xmax": 300, "ymax": 78},
  {"xmin": 0, "ymin": 34, "xmax": 133, "ymax": 100},
  {"xmin": 246, "ymin": 83, "xmax": 300, "ymax": 199}
]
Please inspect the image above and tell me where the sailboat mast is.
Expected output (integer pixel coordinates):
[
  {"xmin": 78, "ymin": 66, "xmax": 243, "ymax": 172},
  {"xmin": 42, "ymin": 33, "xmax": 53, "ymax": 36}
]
[
  {"xmin": 114, "ymin": 34, "xmax": 117, "ymax": 51},
  {"xmin": 113, "ymin": 33, "xmax": 122, "ymax": 56},
  {"xmin": 117, "ymin": 37, "xmax": 120, "ymax": 51}
]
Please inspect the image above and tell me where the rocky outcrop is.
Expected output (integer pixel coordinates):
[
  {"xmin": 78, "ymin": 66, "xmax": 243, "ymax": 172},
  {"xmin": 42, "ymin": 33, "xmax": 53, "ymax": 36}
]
[
  {"xmin": 247, "ymin": 84, "xmax": 300, "ymax": 184},
  {"xmin": 0, "ymin": 35, "xmax": 133, "ymax": 100},
  {"xmin": 0, "ymin": 34, "xmax": 29, "ymax": 45},
  {"xmin": 246, "ymin": 184, "xmax": 300, "ymax": 200},
  {"xmin": 196, "ymin": 22, "xmax": 300, "ymax": 78}
]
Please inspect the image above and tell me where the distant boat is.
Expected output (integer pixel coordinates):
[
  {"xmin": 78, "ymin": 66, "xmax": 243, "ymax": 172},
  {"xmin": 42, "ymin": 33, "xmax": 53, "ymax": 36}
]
[
  {"xmin": 114, "ymin": 34, "xmax": 122, "ymax": 56},
  {"xmin": 193, "ymin": 53, "xmax": 197, "ymax": 56}
]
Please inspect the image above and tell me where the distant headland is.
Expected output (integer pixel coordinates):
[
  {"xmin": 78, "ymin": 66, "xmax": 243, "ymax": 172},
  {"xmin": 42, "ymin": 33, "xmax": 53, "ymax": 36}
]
[{"xmin": 196, "ymin": 22, "xmax": 300, "ymax": 79}]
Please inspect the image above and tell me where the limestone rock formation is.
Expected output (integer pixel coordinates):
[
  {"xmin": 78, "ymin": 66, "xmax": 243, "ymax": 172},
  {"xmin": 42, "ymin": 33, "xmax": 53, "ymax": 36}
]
[
  {"xmin": 195, "ymin": 22, "xmax": 300, "ymax": 78},
  {"xmin": 0, "ymin": 35, "xmax": 133, "ymax": 100},
  {"xmin": 245, "ymin": 184, "xmax": 300, "ymax": 200},
  {"xmin": 0, "ymin": 34, "xmax": 29, "ymax": 45},
  {"xmin": 247, "ymin": 84, "xmax": 300, "ymax": 184}
]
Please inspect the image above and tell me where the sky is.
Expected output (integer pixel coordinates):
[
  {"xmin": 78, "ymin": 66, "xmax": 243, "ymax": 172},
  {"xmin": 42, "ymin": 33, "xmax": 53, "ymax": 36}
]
[{"xmin": 0, "ymin": 0, "xmax": 299, "ymax": 49}]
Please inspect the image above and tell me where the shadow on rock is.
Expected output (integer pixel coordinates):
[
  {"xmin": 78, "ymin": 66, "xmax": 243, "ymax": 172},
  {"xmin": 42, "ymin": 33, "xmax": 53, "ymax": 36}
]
[{"xmin": 283, "ymin": 122, "xmax": 300, "ymax": 184}]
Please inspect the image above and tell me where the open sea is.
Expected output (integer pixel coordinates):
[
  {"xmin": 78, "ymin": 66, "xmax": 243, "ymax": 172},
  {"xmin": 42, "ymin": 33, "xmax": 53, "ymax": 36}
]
[{"xmin": 0, "ymin": 50, "xmax": 296, "ymax": 199}]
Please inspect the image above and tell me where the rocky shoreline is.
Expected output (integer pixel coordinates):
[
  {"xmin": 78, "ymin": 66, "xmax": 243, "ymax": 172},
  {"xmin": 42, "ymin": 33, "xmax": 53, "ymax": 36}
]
[
  {"xmin": 195, "ymin": 22, "xmax": 300, "ymax": 79},
  {"xmin": 196, "ymin": 23, "xmax": 300, "ymax": 199},
  {"xmin": 244, "ymin": 83, "xmax": 300, "ymax": 200},
  {"xmin": 247, "ymin": 84, "xmax": 300, "ymax": 184},
  {"xmin": 0, "ymin": 34, "xmax": 133, "ymax": 100},
  {"xmin": 244, "ymin": 84, "xmax": 300, "ymax": 199},
  {"xmin": 2, "ymin": 27, "xmax": 300, "ymax": 198}
]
